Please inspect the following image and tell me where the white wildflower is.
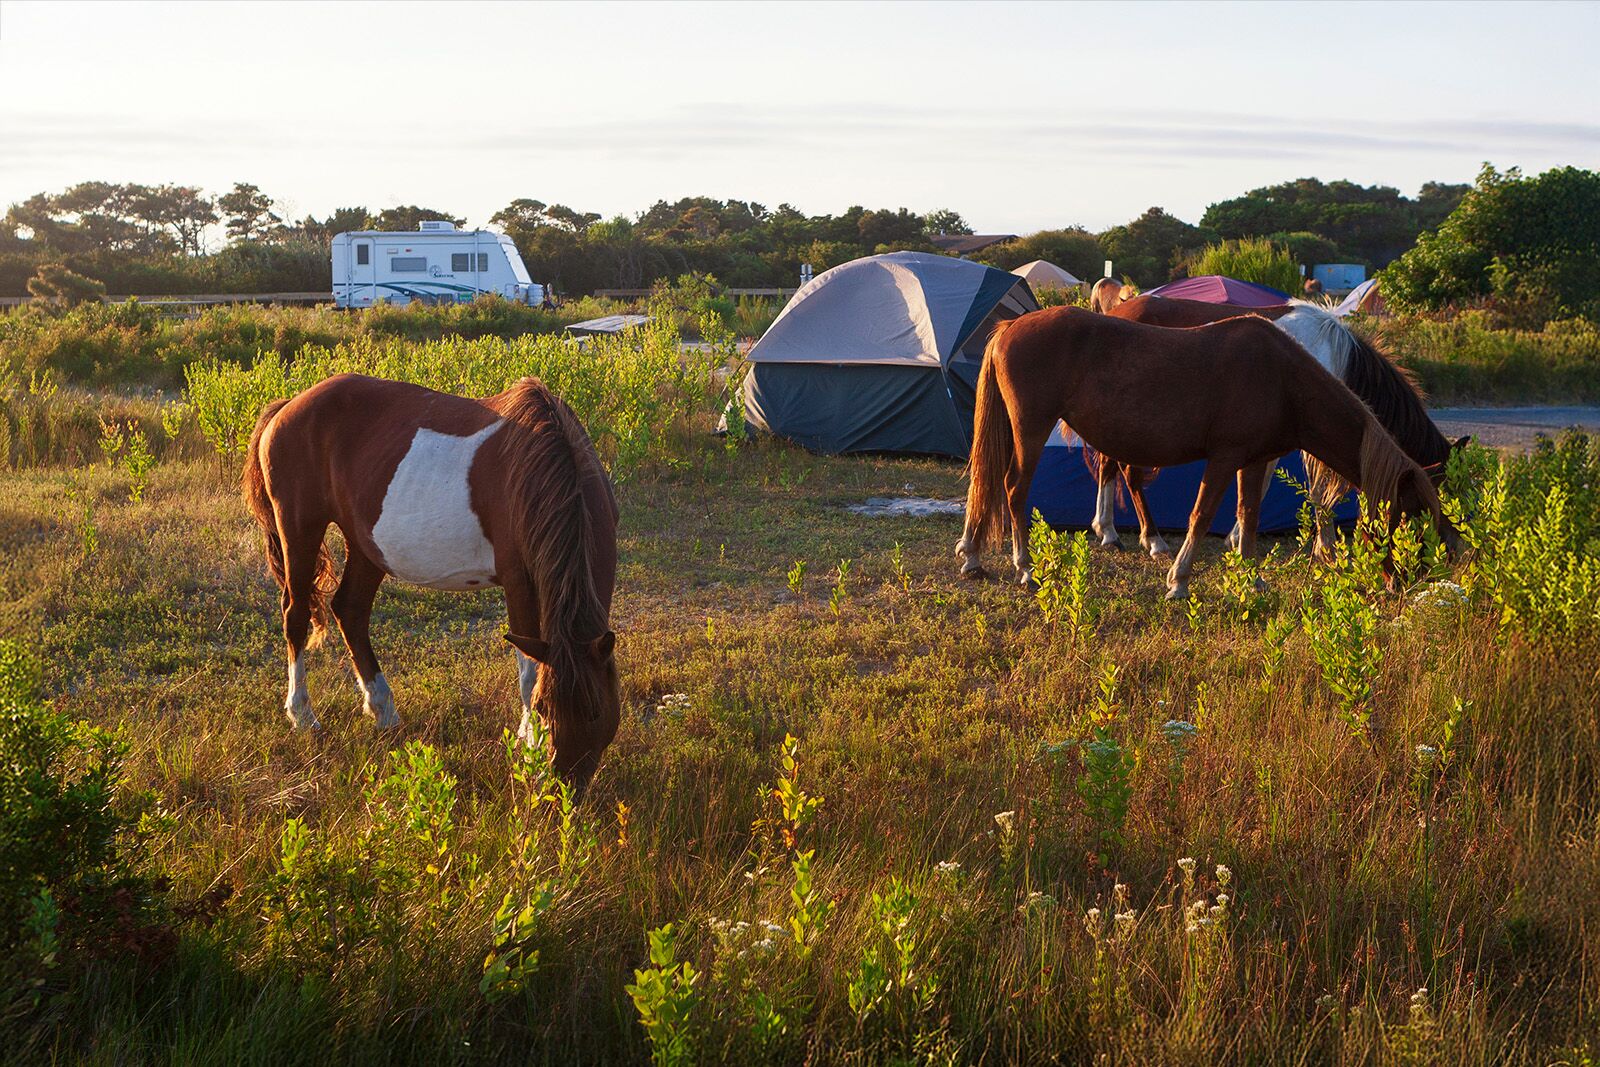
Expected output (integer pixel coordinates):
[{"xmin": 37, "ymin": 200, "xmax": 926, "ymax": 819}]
[
  {"xmin": 1215, "ymin": 893, "xmax": 1230, "ymax": 907},
  {"xmin": 1019, "ymin": 890, "xmax": 1055, "ymax": 915},
  {"xmin": 1113, "ymin": 910, "xmax": 1136, "ymax": 937},
  {"xmin": 1316, "ymin": 994, "xmax": 1336, "ymax": 1011},
  {"xmin": 994, "ymin": 810, "xmax": 1017, "ymax": 835},
  {"xmin": 935, "ymin": 860, "xmax": 962, "ymax": 877},
  {"xmin": 1215, "ymin": 864, "xmax": 1232, "ymax": 887},
  {"xmin": 1083, "ymin": 907, "xmax": 1102, "ymax": 938},
  {"xmin": 1415, "ymin": 743, "xmax": 1439, "ymax": 766},
  {"xmin": 1178, "ymin": 857, "xmax": 1197, "ymax": 874}
]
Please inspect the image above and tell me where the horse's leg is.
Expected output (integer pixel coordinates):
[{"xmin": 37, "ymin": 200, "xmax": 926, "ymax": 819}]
[
  {"xmin": 501, "ymin": 573, "xmax": 544, "ymax": 744},
  {"xmin": 1235, "ymin": 460, "xmax": 1271, "ymax": 592},
  {"xmin": 1226, "ymin": 458, "xmax": 1279, "ymax": 552},
  {"xmin": 331, "ymin": 546, "xmax": 397, "ymax": 729},
  {"xmin": 280, "ymin": 520, "xmax": 328, "ymax": 730},
  {"xmin": 1090, "ymin": 457, "xmax": 1122, "ymax": 550},
  {"xmin": 1165, "ymin": 460, "xmax": 1235, "ymax": 601},
  {"xmin": 1005, "ymin": 424, "xmax": 1054, "ymax": 585},
  {"xmin": 1125, "ymin": 467, "xmax": 1170, "ymax": 558}
]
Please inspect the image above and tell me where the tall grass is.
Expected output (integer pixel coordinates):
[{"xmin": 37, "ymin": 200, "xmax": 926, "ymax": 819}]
[
  {"xmin": 1186, "ymin": 237, "xmax": 1303, "ymax": 295},
  {"xmin": 4, "ymin": 401, "xmax": 1600, "ymax": 1062},
  {"xmin": 185, "ymin": 314, "xmax": 729, "ymax": 473}
]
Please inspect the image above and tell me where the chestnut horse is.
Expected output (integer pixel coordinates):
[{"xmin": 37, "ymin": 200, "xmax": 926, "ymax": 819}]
[
  {"xmin": 956, "ymin": 308, "xmax": 1446, "ymax": 599},
  {"xmin": 244, "ymin": 373, "xmax": 621, "ymax": 789},
  {"xmin": 1089, "ymin": 277, "xmax": 1137, "ymax": 313},
  {"xmin": 1085, "ymin": 295, "xmax": 1464, "ymax": 559}
]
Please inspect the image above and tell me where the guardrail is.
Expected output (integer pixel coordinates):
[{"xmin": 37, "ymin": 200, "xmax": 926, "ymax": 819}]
[{"xmin": 0, "ymin": 291, "xmax": 331, "ymax": 308}]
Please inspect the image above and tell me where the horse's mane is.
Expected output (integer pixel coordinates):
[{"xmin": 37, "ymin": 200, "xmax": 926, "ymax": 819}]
[
  {"xmin": 1354, "ymin": 410, "xmax": 1443, "ymax": 524},
  {"xmin": 1279, "ymin": 305, "xmax": 1449, "ymax": 469},
  {"xmin": 1340, "ymin": 329, "xmax": 1451, "ymax": 468},
  {"xmin": 499, "ymin": 377, "xmax": 613, "ymax": 723}
]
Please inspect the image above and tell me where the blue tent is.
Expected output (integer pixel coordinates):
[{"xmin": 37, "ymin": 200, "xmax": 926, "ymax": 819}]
[{"xmin": 1026, "ymin": 425, "xmax": 1358, "ymax": 534}]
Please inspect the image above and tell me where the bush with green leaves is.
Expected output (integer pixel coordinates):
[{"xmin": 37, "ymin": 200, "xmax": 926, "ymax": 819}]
[
  {"xmin": 0, "ymin": 639, "xmax": 165, "ymax": 983},
  {"xmin": 185, "ymin": 304, "xmax": 720, "ymax": 472},
  {"xmin": 1380, "ymin": 164, "xmax": 1600, "ymax": 323},
  {"xmin": 1445, "ymin": 432, "xmax": 1600, "ymax": 646},
  {"xmin": 1186, "ymin": 237, "xmax": 1304, "ymax": 294}
]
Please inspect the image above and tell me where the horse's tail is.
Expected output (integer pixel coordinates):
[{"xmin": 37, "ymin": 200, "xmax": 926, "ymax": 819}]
[
  {"xmin": 243, "ymin": 398, "xmax": 336, "ymax": 646},
  {"xmin": 964, "ymin": 320, "xmax": 1016, "ymax": 551}
]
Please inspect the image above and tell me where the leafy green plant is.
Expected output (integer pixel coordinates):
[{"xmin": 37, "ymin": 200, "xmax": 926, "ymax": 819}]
[
  {"xmin": 889, "ymin": 541, "xmax": 911, "ymax": 593},
  {"xmin": 1029, "ymin": 512, "xmax": 1091, "ymax": 639},
  {"xmin": 1301, "ymin": 522, "xmax": 1386, "ymax": 737},
  {"xmin": 786, "ymin": 558, "xmax": 807, "ymax": 599},
  {"xmin": 848, "ymin": 878, "xmax": 939, "ymax": 1043},
  {"xmin": 122, "ymin": 427, "xmax": 154, "ymax": 502},
  {"xmin": 1077, "ymin": 661, "xmax": 1138, "ymax": 862},
  {"xmin": 830, "ymin": 558, "xmax": 852, "ymax": 617},
  {"xmin": 627, "ymin": 923, "xmax": 702, "ymax": 1067}
]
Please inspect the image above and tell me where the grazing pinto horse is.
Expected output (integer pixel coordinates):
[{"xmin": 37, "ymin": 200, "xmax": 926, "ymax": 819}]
[
  {"xmin": 956, "ymin": 308, "xmax": 1446, "ymax": 599},
  {"xmin": 1085, "ymin": 295, "xmax": 1465, "ymax": 559},
  {"xmin": 243, "ymin": 374, "xmax": 621, "ymax": 789},
  {"xmin": 1088, "ymin": 277, "xmax": 1137, "ymax": 313}
]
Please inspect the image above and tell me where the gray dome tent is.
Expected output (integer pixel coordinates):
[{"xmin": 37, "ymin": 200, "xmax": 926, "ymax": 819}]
[{"xmin": 741, "ymin": 252, "xmax": 1038, "ymax": 457}]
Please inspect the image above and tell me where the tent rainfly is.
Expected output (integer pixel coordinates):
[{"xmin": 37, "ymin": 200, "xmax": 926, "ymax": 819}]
[
  {"xmin": 740, "ymin": 252, "xmax": 1038, "ymax": 456},
  {"xmin": 1011, "ymin": 259, "xmax": 1083, "ymax": 291},
  {"xmin": 1145, "ymin": 275, "xmax": 1290, "ymax": 307}
]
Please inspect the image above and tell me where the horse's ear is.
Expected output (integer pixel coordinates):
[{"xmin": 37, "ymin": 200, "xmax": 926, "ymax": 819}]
[
  {"xmin": 1452, "ymin": 435, "xmax": 1471, "ymax": 451},
  {"xmin": 589, "ymin": 630, "xmax": 616, "ymax": 661},
  {"xmin": 505, "ymin": 632, "xmax": 550, "ymax": 662}
]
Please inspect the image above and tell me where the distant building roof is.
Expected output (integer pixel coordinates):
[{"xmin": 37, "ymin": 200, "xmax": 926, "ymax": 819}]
[{"xmin": 929, "ymin": 233, "xmax": 1017, "ymax": 256}]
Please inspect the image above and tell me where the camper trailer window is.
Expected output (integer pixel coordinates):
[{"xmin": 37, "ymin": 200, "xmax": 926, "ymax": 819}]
[
  {"xmin": 452, "ymin": 253, "xmax": 490, "ymax": 272},
  {"xmin": 392, "ymin": 257, "xmax": 427, "ymax": 272},
  {"xmin": 356, "ymin": 244, "xmax": 370, "ymax": 266}
]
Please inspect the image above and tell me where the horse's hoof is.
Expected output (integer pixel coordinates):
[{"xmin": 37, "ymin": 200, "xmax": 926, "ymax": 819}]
[
  {"xmin": 371, "ymin": 708, "xmax": 401, "ymax": 730},
  {"xmin": 1100, "ymin": 537, "xmax": 1124, "ymax": 551},
  {"xmin": 1147, "ymin": 541, "xmax": 1172, "ymax": 559},
  {"xmin": 960, "ymin": 563, "xmax": 987, "ymax": 581},
  {"xmin": 1165, "ymin": 585, "xmax": 1189, "ymax": 601},
  {"xmin": 285, "ymin": 702, "xmax": 321, "ymax": 731}
]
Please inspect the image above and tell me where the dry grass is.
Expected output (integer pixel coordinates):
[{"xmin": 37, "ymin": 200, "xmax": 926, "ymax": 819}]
[{"xmin": 2, "ymin": 431, "xmax": 1598, "ymax": 1064}]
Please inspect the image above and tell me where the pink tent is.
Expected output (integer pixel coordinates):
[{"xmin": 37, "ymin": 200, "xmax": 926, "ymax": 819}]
[{"xmin": 1145, "ymin": 275, "xmax": 1291, "ymax": 307}]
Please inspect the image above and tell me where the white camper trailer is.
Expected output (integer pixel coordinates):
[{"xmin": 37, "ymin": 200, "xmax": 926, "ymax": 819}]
[{"xmin": 331, "ymin": 221, "xmax": 545, "ymax": 308}]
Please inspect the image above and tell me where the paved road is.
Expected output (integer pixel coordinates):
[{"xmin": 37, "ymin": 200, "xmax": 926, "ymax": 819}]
[{"xmin": 1431, "ymin": 406, "xmax": 1600, "ymax": 449}]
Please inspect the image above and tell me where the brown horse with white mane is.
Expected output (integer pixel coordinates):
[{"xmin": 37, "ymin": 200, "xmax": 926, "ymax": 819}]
[
  {"xmin": 244, "ymin": 373, "xmax": 621, "ymax": 790},
  {"xmin": 1083, "ymin": 294, "xmax": 1465, "ymax": 559},
  {"xmin": 956, "ymin": 308, "xmax": 1447, "ymax": 599}
]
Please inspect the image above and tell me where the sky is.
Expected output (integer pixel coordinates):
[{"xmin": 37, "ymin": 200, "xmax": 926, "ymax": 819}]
[{"xmin": 2, "ymin": 0, "xmax": 1598, "ymax": 236}]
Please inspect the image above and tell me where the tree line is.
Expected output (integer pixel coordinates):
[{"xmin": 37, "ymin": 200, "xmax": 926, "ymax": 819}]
[{"xmin": 0, "ymin": 174, "xmax": 1488, "ymax": 300}]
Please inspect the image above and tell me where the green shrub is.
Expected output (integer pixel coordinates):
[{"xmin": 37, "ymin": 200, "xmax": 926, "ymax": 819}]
[
  {"xmin": 1186, "ymin": 237, "xmax": 1303, "ymax": 294},
  {"xmin": 0, "ymin": 639, "xmax": 165, "ymax": 978}
]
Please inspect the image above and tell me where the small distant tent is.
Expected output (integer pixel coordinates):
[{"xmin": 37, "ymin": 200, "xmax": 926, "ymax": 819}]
[
  {"xmin": 1332, "ymin": 279, "xmax": 1387, "ymax": 317},
  {"xmin": 1011, "ymin": 260, "xmax": 1082, "ymax": 291},
  {"xmin": 741, "ymin": 252, "xmax": 1038, "ymax": 456},
  {"xmin": 1146, "ymin": 275, "xmax": 1290, "ymax": 307}
]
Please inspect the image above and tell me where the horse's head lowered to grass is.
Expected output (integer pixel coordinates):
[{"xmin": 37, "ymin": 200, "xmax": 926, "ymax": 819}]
[{"xmin": 506, "ymin": 628, "xmax": 621, "ymax": 793}]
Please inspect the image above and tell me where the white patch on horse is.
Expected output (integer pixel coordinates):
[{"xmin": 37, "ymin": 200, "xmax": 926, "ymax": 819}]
[
  {"xmin": 360, "ymin": 672, "xmax": 399, "ymax": 729},
  {"xmin": 1093, "ymin": 479, "xmax": 1120, "ymax": 546},
  {"xmin": 515, "ymin": 649, "xmax": 539, "ymax": 712},
  {"xmin": 1275, "ymin": 305, "xmax": 1356, "ymax": 380},
  {"xmin": 372, "ymin": 422, "xmax": 503, "ymax": 591},
  {"xmin": 285, "ymin": 654, "xmax": 318, "ymax": 729}
]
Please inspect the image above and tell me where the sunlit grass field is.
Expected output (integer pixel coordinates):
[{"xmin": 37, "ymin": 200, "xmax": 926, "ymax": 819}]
[{"xmin": 3, "ymin": 325, "xmax": 1599, "ymax": 1064}]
